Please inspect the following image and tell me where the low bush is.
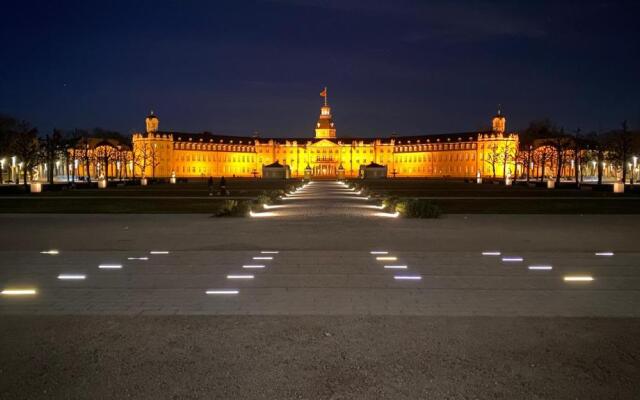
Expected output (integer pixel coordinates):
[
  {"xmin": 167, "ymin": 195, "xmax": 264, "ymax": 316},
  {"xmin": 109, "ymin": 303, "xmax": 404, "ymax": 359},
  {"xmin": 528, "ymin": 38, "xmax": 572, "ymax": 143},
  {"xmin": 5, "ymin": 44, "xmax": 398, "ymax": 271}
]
[
  {"xmin": 215, "ymin": 200, "xmax": 253, "ymax": 217},
  {"xmin": 396, "ymin": 198, "xmax": 442, "ymax": 218},
  {"xmin": 382, "ymin": 195, "xmax": 401, "ymax": 211}
]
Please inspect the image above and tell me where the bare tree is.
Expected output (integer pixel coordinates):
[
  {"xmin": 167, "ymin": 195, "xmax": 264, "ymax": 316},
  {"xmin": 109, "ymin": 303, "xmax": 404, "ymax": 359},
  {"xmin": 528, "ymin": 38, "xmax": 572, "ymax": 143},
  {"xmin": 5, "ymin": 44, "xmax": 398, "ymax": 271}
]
[
  {"xmin": 10, "ymin": 121, "xmax": 40, "ymax": 189},
  {"xmin": 484, "ymin": 143, "xmax": 500, "ymax": 178},
  {"xmin": 605, "ymin": 121, "xmax": 635, "ymax": 183}
]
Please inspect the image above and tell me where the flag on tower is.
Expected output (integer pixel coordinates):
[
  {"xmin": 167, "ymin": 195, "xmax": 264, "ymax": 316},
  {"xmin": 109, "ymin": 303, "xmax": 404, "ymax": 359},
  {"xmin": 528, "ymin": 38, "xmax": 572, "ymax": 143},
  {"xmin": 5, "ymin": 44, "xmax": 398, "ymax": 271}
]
[{"xmin": 320, "ymin": 87, "xmax": 327, "ymax": 97}]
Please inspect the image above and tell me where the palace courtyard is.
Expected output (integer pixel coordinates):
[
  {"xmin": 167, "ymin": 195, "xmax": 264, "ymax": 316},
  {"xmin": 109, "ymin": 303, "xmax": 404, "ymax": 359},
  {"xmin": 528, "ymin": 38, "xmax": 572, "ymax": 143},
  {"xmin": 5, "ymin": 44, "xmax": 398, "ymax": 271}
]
[{"xmin": 1, "ymin": 181, "xmax": 639, "ymax": 398}]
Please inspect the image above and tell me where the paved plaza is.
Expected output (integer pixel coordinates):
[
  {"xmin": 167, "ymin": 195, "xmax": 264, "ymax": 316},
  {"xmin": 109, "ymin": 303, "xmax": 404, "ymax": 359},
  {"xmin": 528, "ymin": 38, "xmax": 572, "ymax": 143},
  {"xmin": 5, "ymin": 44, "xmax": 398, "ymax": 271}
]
[
  {"xmin": 1, "ymin": 181, "xmax": 640, "ymax": 316},
  {"xmin": 1, "ymin": 181, "xmax": 640, "ymax": 398}
]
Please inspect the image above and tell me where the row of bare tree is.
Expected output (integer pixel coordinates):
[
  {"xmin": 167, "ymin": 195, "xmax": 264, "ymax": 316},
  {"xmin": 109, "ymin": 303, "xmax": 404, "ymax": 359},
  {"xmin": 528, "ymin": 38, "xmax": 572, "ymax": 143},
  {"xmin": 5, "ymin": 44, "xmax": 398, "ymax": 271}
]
[{"xmin": 517, "ymin": 119, "xmax": 640, "ymax": 185}]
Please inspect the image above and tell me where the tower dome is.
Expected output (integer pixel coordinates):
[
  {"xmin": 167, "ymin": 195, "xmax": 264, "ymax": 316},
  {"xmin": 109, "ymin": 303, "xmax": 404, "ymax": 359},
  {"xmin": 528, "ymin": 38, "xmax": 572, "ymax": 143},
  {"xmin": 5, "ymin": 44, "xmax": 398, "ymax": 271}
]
[
  {"xmin": 145, "ymin": 110, "xmax": 159, "ymax": 133},
  {"xmin": 315, "ymin": 87, "xmax": 336, "ymax": 139},
  {"xmin": 492, "ymin": 107, "xmax": 506, "ymax": 134}
]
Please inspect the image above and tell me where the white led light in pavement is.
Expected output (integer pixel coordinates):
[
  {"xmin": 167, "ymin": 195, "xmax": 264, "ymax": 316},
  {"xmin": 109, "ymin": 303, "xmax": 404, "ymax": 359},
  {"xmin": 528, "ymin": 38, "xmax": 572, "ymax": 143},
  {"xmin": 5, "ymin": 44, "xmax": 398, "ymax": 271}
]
[
  {"xmin": 263, "ymin": 204, "xmax": 288, "ymax": 210},
  {"xmin": 260, "ymin": 251, "xmax": 279, "ymax": 254},
  {"xmin": 384, "ymin": 265, "xmax": 408, "ymax": 269},
  {"xmin": 482, "ymin": 251, "xmax": 501, "ymax": 256},
  {"xmin": 528, "ymin": 265, "xmax": 553, "ymax": 270},
  {"xmin": 394, "ymin": 275, "xmax": 422, "ymax": 280},
  {"xmin": 227, "ymin": 274, "xmax": 254, "ymax": 279},
  {"xmin": 249, "ymin": 211, "xmax": 276, "ymax": 217},
  {"xmin": 595, "ymin": 252, "xmax": 614, "ymax": 256},
  {"xmin": 502, "ymin": 257, "xmax": 523, "ymax": 262},
  {"xmin": 374, "ymin": 211, "xmax": 400, "ymax": 218},
  {"xmin": 242, "ymin": 265, "xmax": 265, "ymax": 269},
  {"xmin": 150, "ymin": 251, "xmax": 170, "ymax": 255},
  {"xmin": 253, "ymin": 256, "xmax": 272, "ymax": 260},
  {"xmin": 58, "ymin": 274, "xmax": 86, "ymax": 280},
  {"xmin": 376, "ymin": 256, "xmax": 397, "ymax": 261},
  {"xmin": 370, "ymin": 251, "xmax": 388, "ymax": 255},
  {"xmin": 40, "ymin": 250, "xmax": 59, "ymax": 255},
  {"xmin": 1, "ymin": 288, "xmax": 37, "ymax": 296},
  {"xmin": 128, "ymin": 257, "xmax": 149, "ymax": 260},
  {"xmin": 206, "ymin": 290, "xmax": 239, "ymax": 295},
  {"xmin": 564, "ymin": 276, "xmax": 593, "ymax": 282},
  {"xmin": 99, "ymin": 264, "xmax": 122, "ymax": 269}
]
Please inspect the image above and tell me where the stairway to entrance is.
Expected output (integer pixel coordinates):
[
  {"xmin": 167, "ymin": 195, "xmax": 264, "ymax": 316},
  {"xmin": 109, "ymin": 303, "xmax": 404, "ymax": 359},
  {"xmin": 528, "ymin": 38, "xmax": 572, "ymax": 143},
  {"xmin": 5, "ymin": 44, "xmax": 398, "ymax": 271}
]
[{"xmin": 258, "ymin": 180, "xmax": 390, "ymax": 218}]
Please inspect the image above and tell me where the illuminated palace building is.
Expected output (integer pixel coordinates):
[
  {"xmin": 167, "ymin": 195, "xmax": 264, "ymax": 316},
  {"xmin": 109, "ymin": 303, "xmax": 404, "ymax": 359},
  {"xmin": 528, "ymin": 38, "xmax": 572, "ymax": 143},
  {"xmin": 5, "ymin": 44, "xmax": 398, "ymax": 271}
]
[{"xmin": 131, "ymin": 96, "xmax": 518, "ymax": 179}]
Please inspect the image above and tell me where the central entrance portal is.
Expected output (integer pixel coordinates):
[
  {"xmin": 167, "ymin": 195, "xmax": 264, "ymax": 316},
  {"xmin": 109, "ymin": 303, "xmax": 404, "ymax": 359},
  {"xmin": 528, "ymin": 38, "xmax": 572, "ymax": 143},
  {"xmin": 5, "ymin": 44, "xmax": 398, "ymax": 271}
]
[{"xmin": 313, "ymin": 163, "xmax": 336, "ymax": 177}]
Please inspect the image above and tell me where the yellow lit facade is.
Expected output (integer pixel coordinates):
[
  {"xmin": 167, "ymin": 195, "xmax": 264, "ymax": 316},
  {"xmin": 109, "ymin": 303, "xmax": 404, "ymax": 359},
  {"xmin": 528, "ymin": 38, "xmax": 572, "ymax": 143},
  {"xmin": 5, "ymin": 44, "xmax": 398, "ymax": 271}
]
[{"xmin": 131, "ymin": 100, "xmax": 519, "ymax": 179}]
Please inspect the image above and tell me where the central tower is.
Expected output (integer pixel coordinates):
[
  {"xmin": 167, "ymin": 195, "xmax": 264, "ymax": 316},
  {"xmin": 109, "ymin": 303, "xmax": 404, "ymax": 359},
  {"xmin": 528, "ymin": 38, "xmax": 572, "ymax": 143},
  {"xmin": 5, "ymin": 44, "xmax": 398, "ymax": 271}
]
[{"xmin": 315, "ymin": 87, "xmax": 336, "ymax": 139}]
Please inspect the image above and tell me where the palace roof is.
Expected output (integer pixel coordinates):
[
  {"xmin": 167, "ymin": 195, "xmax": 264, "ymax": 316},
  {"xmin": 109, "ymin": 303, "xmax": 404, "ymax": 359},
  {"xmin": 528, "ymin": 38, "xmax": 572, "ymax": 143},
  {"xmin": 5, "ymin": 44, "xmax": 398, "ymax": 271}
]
[{"xmin": 140, "ymin": 130, "xmax": 501, "ymax": 145}]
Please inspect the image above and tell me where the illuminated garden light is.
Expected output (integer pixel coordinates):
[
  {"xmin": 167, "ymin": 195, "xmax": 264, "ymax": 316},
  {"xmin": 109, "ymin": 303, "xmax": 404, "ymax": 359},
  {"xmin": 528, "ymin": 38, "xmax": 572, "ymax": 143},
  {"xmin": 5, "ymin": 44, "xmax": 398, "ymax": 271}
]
[
  {"xmin": 253, "ymin": 256, "xmax": 273, "ymax": 260},
  {"xmin": 595, "ymin": 252, "xmax": 614, "ymax": 256},
  {"xmin": 384, "ymin": 265, "xmax": 408, "ymax": 269},
  {"xmin": 370, "ymin": 251, "xmax": 388, "ymax": 255},
  {"xmin": 528, "ymin": 265, "xmax": 553, "ymax": 271},
  {"xmin": 227, "ymin": 274, "xmax": 254, "ymax": 279},
  {"xmin": 99, "ymin": 264, "xmax": 122, "ymax": 269},
  {"xmin": 58, "ymin": 274, "xmax": 86, "ymax": 280},
  {"xmin": 127, "ymin": 257, "xmax": 149, "ymax": 260},
  {"xmin": 563, "ymin": 276, "xmax": 594, "ymax": 282},
  {"xmin": 206, "ymin": 290, "xmax": 239, "ymax": 295},
  {"xmin": 249, "ymin": 210, "xmax": 276, "ymax": 217},
  {"xmin": 150, "ymin": 251, "xmax": 170, "ymax": 255},
  {"xmin": 260, "ymin": 251, "xmax": 279, "ymax": 254},
  {"xmin": 1, "ymin": 288, "xmax": 37, "ymax": 296},
  {"xmin": 40, "ymin": 250, "xmax": 59, "ymax": 255},
  {"xmin": 394, "ymin": 275, "xmax": 422, "ymax": 280},
  {"xmin": 242, "ymin": 265, "xmax": 265, "ymax": 269},
  {"xmin": 481, "ymin": 251, "xmax": 501, "ymax": 256},
  {"xmin": 374, "ymin": 211, "xmax": 400, "ymax": 218},
  {"xmin": 376, "ymin": 256, "xmax": 397, "ymax": 261},
  {"xmin": 502, "ymin": 257, "xmax": 523, "ymax": 262}
]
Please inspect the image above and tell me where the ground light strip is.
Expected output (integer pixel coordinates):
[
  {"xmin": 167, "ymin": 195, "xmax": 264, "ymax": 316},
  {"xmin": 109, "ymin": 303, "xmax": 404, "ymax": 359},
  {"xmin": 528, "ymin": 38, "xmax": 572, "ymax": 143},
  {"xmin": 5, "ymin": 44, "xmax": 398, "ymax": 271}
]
[
  {"xmin": 227, "ymin": 274, "xmax": 254, "ymax": 279},
  {"xmin": 376, "ymin": 256, "xmax": 397, "ymax": 261},
  {"xmin": 58, "ymin": 274, "xmax": 87, "ymax": 280},
  {"xmin": 150, "ymin": 251, "xmax": 170, "ymax": 255},
  {"xmin": 370, "ymin": 251, "xmax": 388, "ymax": 255},
  {"xmin": 482, "ymin": 251, "xmax": 501, "ymax": 256},
  {"xmin": 260, "ymin": 251, "xmax": 279, "ymax": 254},
  {"xmin": 99, "ymin": 264, "xmax": 122, "ymax": 269},
  {"xmin": 563, "ymin": 276, "xmax": 594, "ymax": 282},
  {"xmin": 206, "ymin": 290, "xmax": 239, "ymax": 295},
  {"xmin": 384, "ymin": 265, "xmax": 408, "ymax": 269},
  {"xmin": 40, "ymin": 250, "xmax": 59, "ymax": 255},
  {"xmin": 528, "ymin": 265, "xmax": 553, "ymax": 271},
  {"xmin": 595, "ymin": 252, "xmax": 614, "ymax": 256},
  {"xmin": 1, "ymin": 289, "xmax": 37, "ymax": 296},
  {"xmin": 128, "ymin": 257, "xmax": 149, "ymax": 260},
  {"xmin": 502, "ymin": 257, "xmax": 523, "ymax": 262},
  {"xmin": 394, "ymin": 275, "xmax": 422, "ymax": 280},
  {"xmin": 242, "ymin": 265, "xmax": 265, "ymax": 269},
  {"xmin": 253, "ymin": 256, "xmax": 273, "ymax": 260}
]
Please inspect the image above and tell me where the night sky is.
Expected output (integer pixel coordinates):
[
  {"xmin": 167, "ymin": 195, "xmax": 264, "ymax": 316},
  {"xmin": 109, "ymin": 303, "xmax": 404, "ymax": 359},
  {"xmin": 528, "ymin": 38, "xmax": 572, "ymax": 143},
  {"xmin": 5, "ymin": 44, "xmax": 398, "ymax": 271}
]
[{"xmin": 1, "ymin": 0, "xmax": 639, "ymax": 138}]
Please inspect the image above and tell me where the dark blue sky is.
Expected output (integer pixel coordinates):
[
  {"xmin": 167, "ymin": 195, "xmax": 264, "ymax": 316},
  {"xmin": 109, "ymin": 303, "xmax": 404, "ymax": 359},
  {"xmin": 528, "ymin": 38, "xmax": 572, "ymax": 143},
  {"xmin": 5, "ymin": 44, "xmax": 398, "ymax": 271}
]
[{"xmin": 0, "ymin": 0, "xmax": 638, "ymax": 137}]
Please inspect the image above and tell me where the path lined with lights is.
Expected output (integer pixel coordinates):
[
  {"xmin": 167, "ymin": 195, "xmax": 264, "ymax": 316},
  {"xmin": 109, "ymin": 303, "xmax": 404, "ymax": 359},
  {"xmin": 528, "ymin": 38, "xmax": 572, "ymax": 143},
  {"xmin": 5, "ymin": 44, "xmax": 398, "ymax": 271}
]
[{"xmin": 251, "ymin": 180, "xmax": 395, "ymax": 218}]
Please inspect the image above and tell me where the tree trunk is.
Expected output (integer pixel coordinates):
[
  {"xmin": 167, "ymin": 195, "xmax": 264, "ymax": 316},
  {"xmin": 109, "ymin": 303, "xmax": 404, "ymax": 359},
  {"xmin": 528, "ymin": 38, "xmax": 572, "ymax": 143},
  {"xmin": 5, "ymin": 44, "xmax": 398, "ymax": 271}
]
[
  {"xmin": 597, "ymin": 150, "xmax": 603, "ymax": 185},
  {"xmin": 555, "ymin": 150, "xmax": 563, "ymax": 185}
]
